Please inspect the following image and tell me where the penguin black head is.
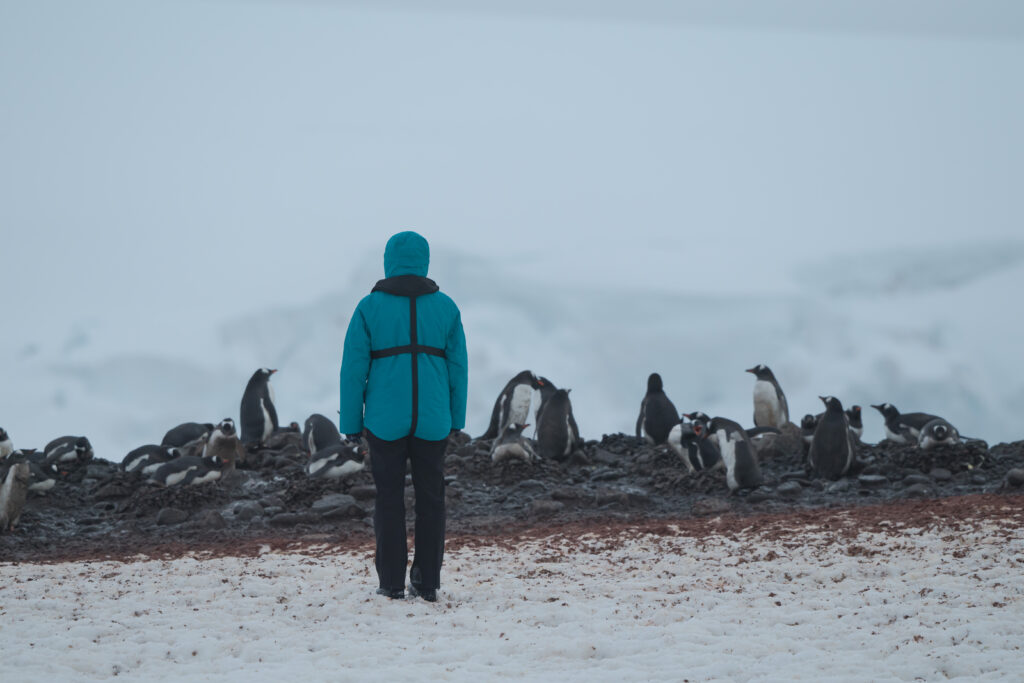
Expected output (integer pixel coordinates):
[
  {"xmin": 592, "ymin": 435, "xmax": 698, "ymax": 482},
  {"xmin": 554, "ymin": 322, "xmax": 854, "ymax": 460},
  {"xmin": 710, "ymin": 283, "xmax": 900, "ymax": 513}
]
[
  {"xmin": 931, "ymin": 423, "xmax": 949, "ymax": 440},
  {"xmin": 871, "ymin": 403, "xmax": 899, "ymax": 419},
  {"xmin": 800, "ymin": 414, "xmax": 818, "ymax": 431},
  {"xmin": 74, "ymin": 437, "xmax": 94, "ymax": 461},
  {"xmin": 0, "ymin": 428, "xmax": 9, "ymax": 441},
  {"xmin": 647, "ymin": 373, "xmax": 664, "ymax": 393},
  {"xmin": 258, "ymin": 368, "xmax": 277, "ymax": 379},
  {"xmin": 819, "ymin": 396, "xmax": 844, "ymax": 413},
  {"xmin": 216, "ymin": 418, "xmax": 236, "ymax": 437},
  {"xmin": 745, "ymin": 364, "xmax": 775, "ymax": 381},
  {"xmin": 683, "ymin": 411, "xmax": 711, "ymax": 427},
  {"xmin": 511, "ymin": 370, "xmax": 538, "ymax": 385}
]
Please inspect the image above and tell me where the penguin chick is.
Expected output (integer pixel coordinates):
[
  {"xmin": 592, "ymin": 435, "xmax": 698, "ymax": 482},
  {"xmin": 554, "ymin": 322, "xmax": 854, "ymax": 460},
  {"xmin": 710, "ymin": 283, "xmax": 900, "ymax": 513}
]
[{"xmin": 490, "ymin": 423, "xmax": 537, "ymax": 464}]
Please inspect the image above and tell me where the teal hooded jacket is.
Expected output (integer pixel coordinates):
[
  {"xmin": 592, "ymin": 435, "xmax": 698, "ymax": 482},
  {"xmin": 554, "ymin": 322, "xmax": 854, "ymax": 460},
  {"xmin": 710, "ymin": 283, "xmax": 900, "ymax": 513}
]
[{"xmin": 339, "ymin": 232, "xmax": 468, "ymax": 442}]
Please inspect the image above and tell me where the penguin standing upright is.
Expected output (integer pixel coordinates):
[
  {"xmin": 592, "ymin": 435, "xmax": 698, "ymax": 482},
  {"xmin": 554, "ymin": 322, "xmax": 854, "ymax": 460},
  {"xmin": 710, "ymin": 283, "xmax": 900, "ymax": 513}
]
[
  {"xmin": 203, "ymin": 418, "xmax": 243, "ymax": 471},
  {"xmin": 489, "ymin": 423, "xmax": 536, "ymax": 464},
  {"xmin": 0, "ymin": 462, "xmax": 31, "ymax": 532},
  {"xmin": 303, "ymin": 413, "xmax": 342, "ymax": 455},
  {"xmin": 240, "ymin": 368, "xmax": 279, "ymax": 445},
  {"xmin": 746, "ymin": 365, "xmax": 789, "ymax": 428},
  {"xmin": 480, "ymin": 370, "xmax": 543, "ymax": 440},
  {"xmin": 917, "ymin": 418, "xmax": 960, "ymax": 450},
  {"xmin": 636, "ymin": 373, "xmax": 679, "ymax": 445},
  {"xmin": 0, "ymin": 428, "xmax": 12, "ymax": 460},
  {"xmin": 809, "ymin": 396, "xmax": 856, "ymax": 480},
  {"xmin": 871, "ymin": 403, "xmax": 941, "ymax": 444},
  {"xmin": 535, "ymin": 389, "xmax": 580, "ymax": 461},
  {"xmin": 707, "ymin": 417, "xmax": 762, "ymax": 492}
]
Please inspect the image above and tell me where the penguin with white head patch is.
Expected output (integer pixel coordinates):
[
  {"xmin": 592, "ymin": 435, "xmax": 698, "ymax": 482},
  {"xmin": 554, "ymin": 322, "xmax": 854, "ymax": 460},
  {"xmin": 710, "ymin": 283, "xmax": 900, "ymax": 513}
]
[
  {"xmin": 707, "ymin": 417, "xmax": 762, "ymax": 492},
  {"xmin": 0, "ymin": 428, "xmax": 13, "ymax": 460},
  {"xmin": 746, "ymin": 364, "xmax": 789, "ymax": 428},
  {"xmin": 636, "ymin": 373, "xmax": 680, "ymax": 445},
  {"xmin": 0, "ymin": 462, "xmax": 31, "ymax": 532},
  {"xmin": 809, "ymin": 396, "xmax": 856, "ymax": 480},
  {"xmin": 846, "ymin": 405, "xmax": 864, "ymax": 440},
  {"xmin": 535, "ymin": 389, "xmax": 580, "ymax": 461},
  {"xmin": 122, "ymin": 445, "xmax": 178, "ymax": 474},
  {"xmin": 240, "ymin": 368, "xmax": 279, "ymax": 445},
  {"xmin": 667, "ymin": 421, "xmax": 721, "ymax": 473},
  {"xmin": 489, "ymin": 423, "xmax": 537, "ymax": 464},
  {"xmin": 480, "ymin": 370, "xmax": 543, "ymax": 440},
  {"xmin": 203, "ymin": 418, "xmax": 243, "ymax": 471},
  {"xmin": 800, "ymin": 414, "xmax": 818, "ymax": 452},
  {"xmin": 918, "ymin": 418, "xmax": 960, "ymax": 450},
  {"xmin": 307, "ymin": 442, "xmax": 365, "ymax": 479},
  {"xmin": 303, "ymin": 413, "xmax": 342, "ymax": 455},
  {"xmin": 43, "ymin": 436, "xmax": 93, "ymax": 466},
  {"xmin": 161, "ymin": 422, "xmax": 214, "ymax": 448},
  {"xmin": 871, "ymin": 403, "xmax": 941, "ymax": 444}
]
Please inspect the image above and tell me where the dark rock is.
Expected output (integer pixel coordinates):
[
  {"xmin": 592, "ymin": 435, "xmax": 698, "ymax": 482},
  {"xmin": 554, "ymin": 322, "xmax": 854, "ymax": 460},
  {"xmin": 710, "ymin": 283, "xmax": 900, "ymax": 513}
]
[
  {"xmin": 312, "ymin": 493, "xmax": 357, "ymax": 513},
  {"xmin": 903, "ymin": 474, "xmax": 933, "ymax": 487},
  {"xmin": 349, "ymin": 485, "xmax": 377, "ymax": 501},
  {"xmin": 263, "ymin": 506, "xmax": 284, "ymax": 517},
  {"xmin": 516, "ymin": 479, "xmax": 546, "ymax": 492},
  {"xmin": 94, "ymin": 483, "xmax": 133, "ymax": 500},
  {"xmin": 193, "ymin": 510, "xmax": 227, "ymax": 529},
  {"xmin": 971, "ymin": 474, "xmax": 988, "ymax": 485},
  {"xmin": 259, "ymin": 495, "xmax": 286, "ymax": 509},
  {"xmin": 220, "ymin": 470, "xmax": 251, "ymax": 489},
  {"xmin": 591, "ymin": 449, "xmax": 619, "ymax": 466},
  {"xmin": 234, "ymin": 501, "xmax": 264, "ymax": 521},
  {"xmin": 691, "ymin": 498, "xmax": 732, "ymax": 516},
  {"xmin": 858, "ymin": 475, "xmax": 889, "ymax": 489},
  {"xmin": 156, "ymin": 508, "xmax": 189, "ymax": 526},
  {"xmin": 529, "ymin": 500, "xmax": 564, "ymax": 517},
  {"xmin": 550, "ymin": 487, "xmax": 585, "ymax": 502},
  {"xmin": 776, "ymin": 481, "xmax": 803, "ymax": 498},
  {"xmin": 826, "ymin": 479, "xmax": 853, "ymax": 494},
  {"xmin": 746, "ymin": 489, "xmax": 773, "ymax": 504},
  {"xmin": 930, "ymin": 468, "xmax": 953, "ymax": 482},
  {"xmin": 268, "ymin": 512, "xmax": 319, "ymax": 527},
  {"xmin": 591, "ymin": 468, "xmax": 623, "ymax": 482},
  {"xmin": 595, "ymin": 490, "xmax": 625, "ymax": 506},
  {"xmin": 1005, "ymin": 469, "xmax": 1024, "ymax": 487},
  {"xmin": 904, "ymin": 483, "xmax": 933, "ymax": 499}
]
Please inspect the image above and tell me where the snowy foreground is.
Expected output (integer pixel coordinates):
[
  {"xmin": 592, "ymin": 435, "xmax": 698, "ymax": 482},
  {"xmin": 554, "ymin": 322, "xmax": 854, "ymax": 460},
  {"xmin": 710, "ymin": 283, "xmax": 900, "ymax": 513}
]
[{"xmin": 3, "ymin": 516, "xmax": 1024, "ymax": 682}]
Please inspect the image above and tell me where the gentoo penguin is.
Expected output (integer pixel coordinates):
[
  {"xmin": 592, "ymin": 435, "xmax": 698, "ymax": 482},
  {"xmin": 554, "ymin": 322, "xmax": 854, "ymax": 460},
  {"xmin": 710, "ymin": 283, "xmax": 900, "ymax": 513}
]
[
  {"xmin": 480, "ymin": 370, "xmax": 543, "ymax": 440},
  {"xmin": 489, "ymin": 423, "xmax": 537, "ymax": 464},
  {"xmin": 307, "ymin": 442, "xmax": 365, "ymax": 479},
  {"xmin": 161, "ymin": 422, "xmax": 215, "ymax": 448},
  {"xmin": 667, "ymin": 421, "xmax": 721, "ymax": 473},
  {"xmin": 918, "ymin": 418, "xmax": 961, "ymax": 450},
  {"xmin": 707, "ymin": 417, "xmax": 762, "ymax": 492},
  {"xmin": 150, "ymin": 454, "xmax": 224, "ymax": 487},
  {"xmin": 202, "ymin": 418, "xmax": 243, "ymax": 471},
  {"xmin": 535, "ymin": 389, "xmax": 581, "ymax": 461},
  {"xmin": 43, "ymin": 436, "xmax": 93, "ymax": 466},
  {"xmin": 240, "ymin": 368, "xmax": 279, "ymax": 445},
  {"xmin": 871, "ymin": 403, "xmax": 941, "ymax": 444},
  {"xmin": 746, "ymin": 364, "xmax": 789, "ymax": 428},
  {"xmin": 303, "ymin": 413, "xmax": 342, "ymax": 455},
  {"xmin": 5, "ymin": 450, "xmax": 55, "ymax": 494},
  {"xmin": 0, "ymin": 428, "xmax": 12, "ymax": 460},
  {"xmin": 846, "ymin": 405, "xmax": 864, "ymax": 440},
  {"xmin": 636, "ymin": 373, "xmax": 680, "ymax": 445},
  {"xmin": 809, "ymin": 396, "xmax": 856, "ymax": 480},
  {"xmin": 122, "ymin": 445, "xmax": 178, "ymax": 474},
  {"xmin": 683, "ymin": 412, "xmax": 712, "ymax": 430},
  {"xmin": 0, "ymin": 462, "xmax": 31, "ymax": 532}
]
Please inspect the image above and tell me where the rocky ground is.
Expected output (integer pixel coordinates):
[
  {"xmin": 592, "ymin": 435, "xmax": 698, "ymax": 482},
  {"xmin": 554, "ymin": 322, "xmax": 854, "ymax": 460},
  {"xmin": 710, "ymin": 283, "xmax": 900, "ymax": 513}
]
[{"xmin": 3, "ymin": 427, "xmax": 1024, "ymax": 563}]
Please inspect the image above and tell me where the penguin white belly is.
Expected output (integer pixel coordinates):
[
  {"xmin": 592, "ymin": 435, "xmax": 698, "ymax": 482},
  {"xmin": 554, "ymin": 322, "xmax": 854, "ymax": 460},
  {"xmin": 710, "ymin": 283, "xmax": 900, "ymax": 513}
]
[
  {"xmin": 164, "ymin": 467, "xmax": 196, "ymax": 487},
  {"xmin": 190, "ymin": 470, "xmax": 221, "ymax": 485},
  {"xmin": 507, "ymin": 385, "xmax": 533, "ymax": 427},
  {"xmin": 884, "ymin": 425, "xmax": 909, "ymax": 443},
  {"xmin": 562, "ymin": 415, "xmax": 573, "ymax": 456},
  {"xmin": 666, "ymin": 424, "xmax": 695, "ymax": 473},
  {"xmin": 260, "ymin": 399, "xmax": 273, "ymax": 442},
  {"xmin": 717, "ymin": 429, "xmax": 738, "ymax": 491},
  {"xmin": 28, "ymin": 479, "xmax": 55, "ymax": 493},
  {"xmin": 492, "ymin": 442, "xmax": 532, "ymax": 463},
  {"xmin": 753, "ymin": 381, "xmax": 781, "ymax": 426},
  {"xmin": 324, "ymin": 460, "xmax": 365, "ymax": 478},
  {"xmin": 141, "ymin": 461, "xmax": 165, "ymax": 476},
  {"xmin": 0, "ymin": 439, "xmax": 13, "ymax": 459}
]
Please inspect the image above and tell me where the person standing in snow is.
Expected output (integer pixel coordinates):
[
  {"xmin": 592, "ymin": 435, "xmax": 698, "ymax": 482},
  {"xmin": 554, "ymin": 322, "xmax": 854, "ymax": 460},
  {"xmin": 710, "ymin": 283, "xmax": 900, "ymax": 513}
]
[{"xmin": 339, "ymin": 231, "xmax": 468, "ymax": 602}]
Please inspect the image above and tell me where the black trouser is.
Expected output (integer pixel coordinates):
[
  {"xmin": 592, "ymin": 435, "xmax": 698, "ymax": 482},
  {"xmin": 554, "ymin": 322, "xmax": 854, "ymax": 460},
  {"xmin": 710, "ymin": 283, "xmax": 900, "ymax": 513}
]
[{"xmin": 366, "ymin": 431, "xmax": 447, "ymax": 592}]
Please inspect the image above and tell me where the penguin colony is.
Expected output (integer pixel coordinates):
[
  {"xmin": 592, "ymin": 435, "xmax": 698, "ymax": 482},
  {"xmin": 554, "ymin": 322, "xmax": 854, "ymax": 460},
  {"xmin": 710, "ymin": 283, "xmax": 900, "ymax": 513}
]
[{"xmin": 0, "ymin": 361, "xmax": 985, "ymax": 533}]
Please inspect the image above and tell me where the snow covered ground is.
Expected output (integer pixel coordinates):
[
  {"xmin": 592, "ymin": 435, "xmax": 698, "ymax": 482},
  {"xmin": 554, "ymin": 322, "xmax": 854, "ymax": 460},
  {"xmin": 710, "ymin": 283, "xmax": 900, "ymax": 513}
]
[{"xmin": 3, "ymin": 511, "xmax": 1023, "ymax": 681}]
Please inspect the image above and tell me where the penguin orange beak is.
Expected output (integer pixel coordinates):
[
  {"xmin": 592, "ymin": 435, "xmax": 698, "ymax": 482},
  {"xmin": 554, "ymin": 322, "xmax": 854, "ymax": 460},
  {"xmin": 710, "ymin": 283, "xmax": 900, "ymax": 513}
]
[
  {"xmin": 745, "ymin": 367, "xmax": 756, "ymax": 374},
  {"xmin": 269, "ymin": 369, "xmax": 278, "ymax": 375}
]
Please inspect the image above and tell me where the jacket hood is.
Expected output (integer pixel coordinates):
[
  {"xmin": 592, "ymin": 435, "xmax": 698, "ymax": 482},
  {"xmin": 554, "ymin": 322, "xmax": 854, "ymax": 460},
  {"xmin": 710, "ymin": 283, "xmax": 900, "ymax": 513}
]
[{"xmin": 384, "ymin": 231, "xmax": 430, "ymax": 278}]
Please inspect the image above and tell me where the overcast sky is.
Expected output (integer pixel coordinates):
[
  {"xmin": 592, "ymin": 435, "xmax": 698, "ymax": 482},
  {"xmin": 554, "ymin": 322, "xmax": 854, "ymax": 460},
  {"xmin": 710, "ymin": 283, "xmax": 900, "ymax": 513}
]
[{"xmin": 2, "ymin": 0, "xmax": 1022, "ymax": 338}]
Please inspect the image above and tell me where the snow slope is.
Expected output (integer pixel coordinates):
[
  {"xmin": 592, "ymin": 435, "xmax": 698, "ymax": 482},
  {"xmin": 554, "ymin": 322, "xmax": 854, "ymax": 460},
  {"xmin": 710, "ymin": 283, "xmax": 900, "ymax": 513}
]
[{"xmin": 2, "ymin": 515, "xmax": 1023, "ymax": 681}]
